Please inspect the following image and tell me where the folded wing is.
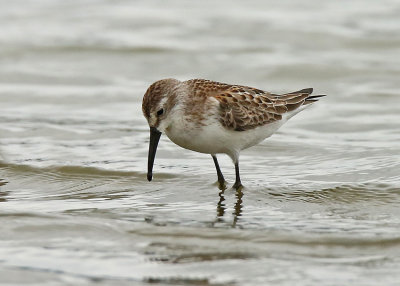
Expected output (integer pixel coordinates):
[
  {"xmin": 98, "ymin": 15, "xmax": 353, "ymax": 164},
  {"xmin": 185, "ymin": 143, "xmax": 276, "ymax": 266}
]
[{"xmin": 214, "ymin": 85, "xmax": 322, "ymax": 131}]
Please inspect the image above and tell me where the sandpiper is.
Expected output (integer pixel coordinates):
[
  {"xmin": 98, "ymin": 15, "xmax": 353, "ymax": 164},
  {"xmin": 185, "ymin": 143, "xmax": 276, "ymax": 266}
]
[{"xmin": 142, "ymin": 79, "xmax": 325, "ymax": 189}]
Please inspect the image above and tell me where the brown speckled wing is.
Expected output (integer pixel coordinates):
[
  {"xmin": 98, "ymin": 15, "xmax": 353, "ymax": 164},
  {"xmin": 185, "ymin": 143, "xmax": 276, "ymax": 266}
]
[{"xmin": 209, "ymin": 82, "xmax": 313, "ymax": 131}]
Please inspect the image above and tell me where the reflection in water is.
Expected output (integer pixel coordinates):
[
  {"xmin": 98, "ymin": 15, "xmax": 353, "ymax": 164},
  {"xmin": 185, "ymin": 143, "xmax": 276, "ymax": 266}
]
[
  {"xmin": 0, "ymin": 191, "xmax": 9, "ymax": 202},
  {"xmin": 215, "ymin": 188, "xmax": 244, "ymax": 227},
  {"xmin": 216, "ymin": 190, "xmax": 226, "ymax": 218},
  {"xmin": 232, "ymin": 189, "xmax": 243, "ymax": 228},
  {"xmin": 0, "ymin": 179, "xmax": 8, "ymax": 202}
]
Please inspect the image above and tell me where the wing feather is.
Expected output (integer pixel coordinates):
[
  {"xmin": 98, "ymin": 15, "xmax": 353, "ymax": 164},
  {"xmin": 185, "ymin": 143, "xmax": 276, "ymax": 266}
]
[
  {"xmin": 184, "ymin": 79, "xmax": 323, "ymax": 132},
  {"xmin": 214, "ymin": 85, "xmax": 314, "ymax": 131}
]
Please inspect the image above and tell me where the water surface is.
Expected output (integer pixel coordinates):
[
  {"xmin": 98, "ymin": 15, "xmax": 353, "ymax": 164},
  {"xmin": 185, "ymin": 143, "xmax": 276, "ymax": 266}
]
[{"xmin": 1, "ymin": 0, "xmax": 400, "ymax": 285}]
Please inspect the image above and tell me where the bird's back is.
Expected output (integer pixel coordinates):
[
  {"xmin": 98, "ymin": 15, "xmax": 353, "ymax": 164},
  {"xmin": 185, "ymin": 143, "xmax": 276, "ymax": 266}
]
[{"xmin": 184, "ymin": 79, "xmax": 325, "ymax": 132}]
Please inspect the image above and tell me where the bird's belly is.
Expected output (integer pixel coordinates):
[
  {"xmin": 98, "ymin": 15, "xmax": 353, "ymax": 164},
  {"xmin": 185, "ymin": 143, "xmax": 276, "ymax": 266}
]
[
  {"xmin": 233, "ymin": 121, "xmax": 284, "ymax": 150},
  {"xmin": 165, "ymin": 123, "xmax": 228, "ymax": 154},
  {"xmin": 165, "ymin": 119, "xmax": 284, "ymax": 155}
]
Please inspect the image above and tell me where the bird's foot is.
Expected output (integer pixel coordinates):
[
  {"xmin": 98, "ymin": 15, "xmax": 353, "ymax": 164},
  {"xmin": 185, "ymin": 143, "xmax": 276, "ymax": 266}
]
[
  {"xmin": 232, "ymin": 181, "xmax": 243, "ymax": 190},
  {"xmin": 217, "ymin": 179, "xmax": 227, "ymax": 191}
]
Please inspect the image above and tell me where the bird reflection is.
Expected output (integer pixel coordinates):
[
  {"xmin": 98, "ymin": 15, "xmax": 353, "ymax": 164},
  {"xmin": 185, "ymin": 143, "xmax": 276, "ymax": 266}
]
[
  {"xmin": 215, "ymin": 186, "xmax": 244, "ymax": 227},
  {"xmin": 0, "ymin": 179, "xmax": 8, "ymax": 202},
  {"xmin": 216, "ymin": 189, "xmax": 226, "ymax": 218},
  {"xmin": 232, "ymin": 188, "xmax": 243, "ymax": 228}
]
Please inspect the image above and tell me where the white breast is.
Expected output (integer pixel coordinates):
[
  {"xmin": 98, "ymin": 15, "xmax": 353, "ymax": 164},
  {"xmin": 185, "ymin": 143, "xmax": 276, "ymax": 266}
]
[
  {"xmin": 162, "ymin": 94, "xmax": 306, "ymax": 160},
  {"xmin": 165, "ymin": 111, "xmax": 286, "ymax": 161}
]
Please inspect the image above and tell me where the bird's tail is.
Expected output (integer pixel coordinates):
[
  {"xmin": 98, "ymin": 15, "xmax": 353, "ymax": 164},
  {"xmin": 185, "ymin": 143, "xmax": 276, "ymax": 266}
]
[
  {"xmin": 280, "ymin": 88, "xmax": 326, "ymax": 120},
  {"xmin": 293, "ymin": 88, "xmax": 327, "ymax": 105},
  {"xmin": 286, "ymin": 88, "xmax": 326, "ymax": 104}
]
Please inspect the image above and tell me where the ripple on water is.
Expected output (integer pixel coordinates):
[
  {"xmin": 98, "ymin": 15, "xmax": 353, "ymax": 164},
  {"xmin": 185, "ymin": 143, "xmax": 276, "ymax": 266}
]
[
  {"xmin": 266, "ymin": 182, "xmax": 400, "ymax": 205},
  {"xmin": 1, "ymin": 0, "xmax": 400, "ymax": 285}
]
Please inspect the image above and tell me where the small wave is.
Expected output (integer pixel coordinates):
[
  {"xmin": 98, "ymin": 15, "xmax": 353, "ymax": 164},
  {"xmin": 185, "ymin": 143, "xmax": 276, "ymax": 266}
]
[
  {"xmin": 0, "ymin": 162, "xmax": 141, "ymax": 178},
  {"xmin": 266, "ymin": 182, "xmax": 400, "ymax": 205},
  {"xmin": 0, "ymin": 161, "xmax": 180, "ymax": 183},
  {"xmin": 22, "ymin": 44, "xmax": 175, "ymax": 55}
]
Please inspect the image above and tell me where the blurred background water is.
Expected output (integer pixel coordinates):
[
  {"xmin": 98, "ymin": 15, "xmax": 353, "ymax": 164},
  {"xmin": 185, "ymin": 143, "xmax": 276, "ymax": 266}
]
[{"xmin": 1, "ymin": 0, "xmax": 400, "ymax": 285}]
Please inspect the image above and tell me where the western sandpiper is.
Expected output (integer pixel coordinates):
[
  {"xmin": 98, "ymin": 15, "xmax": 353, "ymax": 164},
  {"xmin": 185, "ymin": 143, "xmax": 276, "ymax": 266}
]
[{"xmin": 142, "ymin": 79, "xmax": 325, "ymax": 189}]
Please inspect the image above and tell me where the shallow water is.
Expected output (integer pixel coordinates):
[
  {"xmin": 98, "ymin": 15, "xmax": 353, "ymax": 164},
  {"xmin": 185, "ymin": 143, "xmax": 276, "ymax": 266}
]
[{"xmin": 1, "ymin": 0, "xmax": 400, "ymax": 285}]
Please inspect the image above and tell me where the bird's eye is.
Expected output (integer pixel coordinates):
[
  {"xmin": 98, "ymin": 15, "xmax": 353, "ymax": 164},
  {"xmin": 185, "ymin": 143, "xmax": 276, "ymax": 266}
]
[{"xmin": 156, "ymin": 109, "xmax": 164, "ymax": 116}]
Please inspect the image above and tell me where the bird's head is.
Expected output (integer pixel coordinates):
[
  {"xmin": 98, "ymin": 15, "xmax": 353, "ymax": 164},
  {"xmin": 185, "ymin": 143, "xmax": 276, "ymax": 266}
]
[{"xmin": 142, "ymin": 78, "xmax": 180, "ymax": 182}]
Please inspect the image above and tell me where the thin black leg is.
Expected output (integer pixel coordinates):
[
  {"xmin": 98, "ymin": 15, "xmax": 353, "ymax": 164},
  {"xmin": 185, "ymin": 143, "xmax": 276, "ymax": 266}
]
[
  {"xmin": 212, "ymin": 155, "xmax": 225, "ymax": 189},
  {"xmin": 232, "ymin": 160, "xmax": 242, "ymax": 189}
]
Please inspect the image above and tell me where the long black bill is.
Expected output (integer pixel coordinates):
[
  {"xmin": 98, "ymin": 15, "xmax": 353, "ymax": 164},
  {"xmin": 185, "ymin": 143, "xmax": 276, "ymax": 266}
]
[{"xmin": 147, "ymin": 127, "xmax": 162, "ymax": 181}]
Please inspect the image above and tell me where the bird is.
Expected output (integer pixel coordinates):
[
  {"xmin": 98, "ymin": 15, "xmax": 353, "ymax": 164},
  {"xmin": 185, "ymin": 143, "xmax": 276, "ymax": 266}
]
[{"xmin": 142, "ymin": 78, "xmax": 325, "ymax": 189}]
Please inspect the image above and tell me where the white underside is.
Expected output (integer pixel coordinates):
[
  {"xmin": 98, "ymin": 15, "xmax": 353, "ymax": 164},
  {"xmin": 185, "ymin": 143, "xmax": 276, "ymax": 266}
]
[{"xmin": 164, "ymin": 105, "xmax": 309, "ymax": 161}]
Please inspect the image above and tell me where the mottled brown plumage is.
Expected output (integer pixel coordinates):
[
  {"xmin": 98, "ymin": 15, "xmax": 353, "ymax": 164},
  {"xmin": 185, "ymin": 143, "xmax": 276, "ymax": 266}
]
[
  {"xmin": 184, "ymin": 79, "xmax": 322, "ymax": 131},
  {"xmin": 142, "ymin": 78, "xmax": 325, "ymax": 188}
]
